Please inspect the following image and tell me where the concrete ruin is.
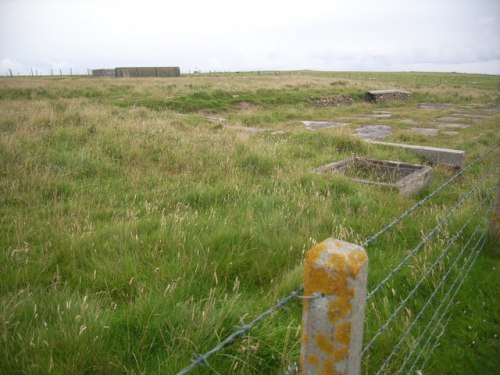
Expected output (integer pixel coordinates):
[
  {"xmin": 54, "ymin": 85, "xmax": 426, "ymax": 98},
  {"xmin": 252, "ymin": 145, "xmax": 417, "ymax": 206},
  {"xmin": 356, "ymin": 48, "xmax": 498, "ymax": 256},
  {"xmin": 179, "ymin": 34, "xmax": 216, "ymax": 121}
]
[
  {"xmin": 92, "ymin": 67, "xmax": 180, "ymax": 78},
  {"xmin": 115, "ymin": 67, "xmax": 180, "ymax": 77},
  {"xmin": 366, "ymin": 89, "xmax": 411, "ymax": 103},
  {"xmin": 91, "ymin": 69, "xmax": 115, "ymax": 77},
  {"xmin": 315, "ymin": 157, "xmax": 432, "ymax": 195},
  {"xmin": 367, "ymin": 140, "xmax": 465, "ymax": 169}
]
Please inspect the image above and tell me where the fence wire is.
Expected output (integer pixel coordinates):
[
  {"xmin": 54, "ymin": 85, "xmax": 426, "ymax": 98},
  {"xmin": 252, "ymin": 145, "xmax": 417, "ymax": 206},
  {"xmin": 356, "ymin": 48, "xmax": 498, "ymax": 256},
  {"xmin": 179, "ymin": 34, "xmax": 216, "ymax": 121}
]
[
  {"xmin": 176, "ymin": 143, "xmax": 497, "ymax": 374},
  {"xmin": 374, "ymin": 217, "xmax": 488, "ymax": 374},
  {"xmin": 405, "ymin": 233, "xmax": 487, "ymax": 375},
  {"xmin": 366, "ymin": 161, "xmax": 498, "ymax": 301},
  {"xmin": 362, "ymin": 189, "xmax": 493, "ymax": 356},
  {"xmin": 176, "ymin": 286, "xmax": 305, "ymax": 375},
  {"xmin": 362, "ymin": 142, "xmax": 498, "ymax": 248}
]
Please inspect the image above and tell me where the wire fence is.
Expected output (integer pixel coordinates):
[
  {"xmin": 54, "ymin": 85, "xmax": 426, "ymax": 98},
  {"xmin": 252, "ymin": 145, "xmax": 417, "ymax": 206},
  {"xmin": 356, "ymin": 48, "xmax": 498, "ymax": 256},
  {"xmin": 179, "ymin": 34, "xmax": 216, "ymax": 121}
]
[{"xmin": 176, "ymin": 143, "xmax": 498, "ymax": 374}]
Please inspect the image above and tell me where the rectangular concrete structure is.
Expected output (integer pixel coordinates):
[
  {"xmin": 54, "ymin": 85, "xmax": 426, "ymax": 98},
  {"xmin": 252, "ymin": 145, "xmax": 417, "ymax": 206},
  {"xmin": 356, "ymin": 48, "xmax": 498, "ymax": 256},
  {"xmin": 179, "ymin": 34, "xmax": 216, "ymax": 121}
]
[
  {"xmin": 301, "ymin": 238, "xmax": 368, "ymax": 375},
  {"xmin": 365, "ymin": 89, "xmax": 411, "ymax": 103},
  {"xmin": 367, "ymin": 140, "xmax": 465, "ymax": 169},
  {"xmin": 92, "ymin": 69, "xmax": 115, "ymax": 77},
  {"xmin": 315, "ymin": 158, "xmax": 433, "ymax": 196},
  {"xmin": 115, "ymin": 66, "xmax": 180, "ymax": 77}
]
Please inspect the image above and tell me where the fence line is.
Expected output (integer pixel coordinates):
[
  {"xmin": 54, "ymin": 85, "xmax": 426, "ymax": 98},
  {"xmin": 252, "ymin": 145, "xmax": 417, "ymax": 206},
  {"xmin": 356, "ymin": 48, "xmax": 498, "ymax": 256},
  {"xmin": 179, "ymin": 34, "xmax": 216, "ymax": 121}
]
[
  {"xmin": 175, "ymin": 143, "xmax": 497, "ymax": 374},
  {"xmin": 362, "ymin": 142, "xmax": 498, "ymax": 248},
  {"xmin": 361, "ymin": 189, "xmax": 494, "ymax": 356},
  {"xmin": 176, "ymin": 286, "xmax": 305, "ymax": 375},
  {"xmin": 404, "ymin": 231, "xmax": 487, "ymax": 374},
  {"xmin": 365, "ymin": 161, "xmax": 498, "ymax": 302},
  {"xmin": 373, "ymin": 215, "xmax": 488, "ymax": 374}
]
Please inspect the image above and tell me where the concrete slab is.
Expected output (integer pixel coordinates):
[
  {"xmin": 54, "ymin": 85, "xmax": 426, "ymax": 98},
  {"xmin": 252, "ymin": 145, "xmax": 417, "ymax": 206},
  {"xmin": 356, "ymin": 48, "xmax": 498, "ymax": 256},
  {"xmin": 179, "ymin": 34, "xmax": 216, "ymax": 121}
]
[
  {"xmin": 354, "ymin": 125, "xmax": 392, "ymax": 140},
  {"xmin": 441, "ymin": 131, "xmax": 460, "ymax": 136},
  {"xmin": 367, "ymin": 140, "xmax": 465, "ymax": 168},
  {"xmin": 301, "ymin": 121, "xmax": 350, "ymax": 130},
  {"xmin": 410, "ymin": 128, "xmax": 439, "ymax": 136},
  {"xmin": 452, "ymin": 113, "xmax": 491, "ymax": 120},
  {"xmin": 400, "ymin": 118, "xmax": 418, "ymax": 124},
  {"xmin": 315, "ymin": 157, "xmax": 432, "ymax": 195},
  {"xmin": 418, "ymin": 103, "xmax": 454, "ymax": 110},
  {"xmin": 436, "ymin": 116, "xmax": 468, "ymax": 122},
  {"xmin": 431, "ymin": 122, "xmax": 470, "ymax": 129}
]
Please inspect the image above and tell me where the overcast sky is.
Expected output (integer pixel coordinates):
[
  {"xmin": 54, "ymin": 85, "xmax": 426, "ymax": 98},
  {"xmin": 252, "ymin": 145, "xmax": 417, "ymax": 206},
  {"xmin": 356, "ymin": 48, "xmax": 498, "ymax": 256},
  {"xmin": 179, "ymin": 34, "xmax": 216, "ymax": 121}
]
[{"xmin": 1, "ymin": 0, "xmax": 499, "ymax": 75}]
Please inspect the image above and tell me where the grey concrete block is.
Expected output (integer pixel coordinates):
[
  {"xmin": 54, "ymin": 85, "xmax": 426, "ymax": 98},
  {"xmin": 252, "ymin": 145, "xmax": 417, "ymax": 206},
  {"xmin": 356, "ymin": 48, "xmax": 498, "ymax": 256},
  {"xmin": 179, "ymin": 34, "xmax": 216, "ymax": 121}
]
[{"xmin": 368, "ymin": 140, "xmax": 465, "ymax": 169}]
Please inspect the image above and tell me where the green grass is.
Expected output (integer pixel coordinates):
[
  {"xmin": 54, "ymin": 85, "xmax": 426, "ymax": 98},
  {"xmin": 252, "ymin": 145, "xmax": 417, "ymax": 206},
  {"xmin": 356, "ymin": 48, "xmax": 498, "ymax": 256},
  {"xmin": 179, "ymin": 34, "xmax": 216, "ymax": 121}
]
[{"xmin": 0, "ymin": 71, "xmax": 499, "ymax": 374}]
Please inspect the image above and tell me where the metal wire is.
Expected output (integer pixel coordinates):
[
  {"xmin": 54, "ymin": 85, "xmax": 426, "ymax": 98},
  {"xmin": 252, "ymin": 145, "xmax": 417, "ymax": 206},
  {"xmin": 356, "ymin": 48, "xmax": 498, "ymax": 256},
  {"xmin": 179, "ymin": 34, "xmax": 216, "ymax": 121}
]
[
  {"xmin": 176, "ymin": 143, "xmax": 498, "ymax": 374},
  {"xmin": 176, "ymin": 286, "xmax": 309, "ymax": 375},
  {"xmin": 361, "ymin": 191, "xmax": 492, "ymax": 356},
  {"xmin": 362, "ymin": 142, "xmax": 498, "ymax": 248},
  {"xmin": 366, "ymin": 165, "xmax": 497, "ymax": 302},
  {"xmin": 404, "ymin": 233, "xmax": 487, "ymax": 374},
  {"xmin": 374, "ymin": 215, "xmax": 487, "ymax": 375}
]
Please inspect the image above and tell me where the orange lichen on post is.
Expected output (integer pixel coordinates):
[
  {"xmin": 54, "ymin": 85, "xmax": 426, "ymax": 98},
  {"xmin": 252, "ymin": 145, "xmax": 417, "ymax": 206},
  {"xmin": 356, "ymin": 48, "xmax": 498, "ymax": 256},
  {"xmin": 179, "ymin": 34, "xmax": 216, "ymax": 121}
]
[{"xmin": 301, "ymin": 238, "xmax": 368, "ymax": 375}]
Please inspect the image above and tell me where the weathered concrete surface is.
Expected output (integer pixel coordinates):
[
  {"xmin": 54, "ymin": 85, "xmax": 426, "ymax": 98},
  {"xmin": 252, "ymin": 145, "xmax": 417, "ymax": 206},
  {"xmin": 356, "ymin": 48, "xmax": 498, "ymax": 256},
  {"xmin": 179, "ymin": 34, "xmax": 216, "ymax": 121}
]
[
  {"xmin": 354, "ymin": 125, "xmax": 392, "ymax": 140},
  {"xmin": 410, "ymin": 128, "xmax": 438, "ymax": 136},
  {"xmin": 92, "ymin": 69, "xmax": 115, "ymax": 77},
  {"xmin": 301, "ymin": 238, "xmax": 368, "ymax": 375},
  {"xmin": 431, "ymin": 122, "xmax": 470, "ymax": 129},
  {"xmin": 418, "ymin": 103, "xmax": 455, "ymax": 110},
  {"xmin": 302, "ymin": 121, "xmax": 350, "ymax": 130},
  {"xmin": 436, "ymin": 116, "xmax": 468, "ymax": 122},
  {"xmin": 368, "ymin": 140, "xmax": 465, "ymax": 169},
  {"xmin": 366, "ymin": 89, "xmax": 411, "ymax": 103},
  {"xmin": 452, "ymin": 113, "xmax": 491, "ymax": 120},
  {"xmin": 315, "ymin": 158, "xmax": 433, "ymax": 195},
  {"xmin": 115, "ymin": 66, "xmax": 180, "ymax": 77}
]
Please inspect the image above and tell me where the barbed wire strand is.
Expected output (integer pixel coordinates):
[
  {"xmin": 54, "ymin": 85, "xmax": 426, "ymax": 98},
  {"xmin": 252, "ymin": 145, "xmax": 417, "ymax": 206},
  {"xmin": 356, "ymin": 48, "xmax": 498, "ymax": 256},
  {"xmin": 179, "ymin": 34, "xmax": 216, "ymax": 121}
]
[
  {"xmin": 374, "ymin": 215, "xmax": 487, "ymax": 375},
  {"xmin": 176, "ymin": 143, "xmax": 498, "ymax": 374},
  {"xmin": 404, "ymin": 233, "xmax": 487, "ymax": 375},
  {"xmin": 362, "ymin": 142, "xmax": 498, "ymax": 248},
  {"xmin": 176, "ymin": 286, "xmax": 305, "ymax": 375},
  {"xmin": 361, "ymin": 191, "xmax": 492, "ymax": 356},
  {"xmin": 366, "ymin": 166, "xmax": 497, "ymax": 302}
]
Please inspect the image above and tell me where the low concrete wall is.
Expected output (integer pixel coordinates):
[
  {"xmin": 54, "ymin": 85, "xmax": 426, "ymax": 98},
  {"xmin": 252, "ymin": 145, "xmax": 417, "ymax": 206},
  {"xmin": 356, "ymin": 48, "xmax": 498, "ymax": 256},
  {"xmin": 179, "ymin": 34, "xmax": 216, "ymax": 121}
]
[
  {"xmin": 368, "ymin": 140, "xmax": 465, "ymax": 169},
  {"xmin": 115, "ymin": 67, "xmax": 180, "ymax": 77},
  {"xmin": 366, "ymin": 89, "xmax": 411, "ymax": 103},
  {"xmin": 92, "ymin": 69, "xmax": 115, "ymax": 77}
]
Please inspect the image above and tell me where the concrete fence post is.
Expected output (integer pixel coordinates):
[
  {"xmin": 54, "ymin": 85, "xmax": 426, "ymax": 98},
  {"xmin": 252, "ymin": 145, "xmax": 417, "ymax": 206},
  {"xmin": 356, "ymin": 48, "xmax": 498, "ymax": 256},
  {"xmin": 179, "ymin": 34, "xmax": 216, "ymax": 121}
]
[
  {"xmin": 301, "ymin": 238, "xmax": 368, "ymax": 375},
  {"xmin": 491, "ymin": 179, "xmax": 500, "ymax": 244}
]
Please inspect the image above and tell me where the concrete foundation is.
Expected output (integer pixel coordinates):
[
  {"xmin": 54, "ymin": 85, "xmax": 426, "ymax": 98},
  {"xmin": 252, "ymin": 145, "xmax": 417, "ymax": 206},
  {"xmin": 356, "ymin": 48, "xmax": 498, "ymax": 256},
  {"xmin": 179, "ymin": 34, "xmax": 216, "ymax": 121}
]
[
  {"xmin": 315, "ymin": 158, "xmax": 433, "ymax": 195},
  {"xmin": 301, "ymin": 238, "xmax": 368, "ymax": 375},
  {"xmin": 367, "ymin": 140, "xmax": 465, "ymax": 169},
  {"xmin": 115, "ymin": 66, "xmax": 180, "ymax": 77},
  {"xmin": 366, "ymin": 89, "xmax": 411, "ymax": 103},
  {"xmin": 92, "ymin": 69, "xmax": 115, "ymax": 77}
]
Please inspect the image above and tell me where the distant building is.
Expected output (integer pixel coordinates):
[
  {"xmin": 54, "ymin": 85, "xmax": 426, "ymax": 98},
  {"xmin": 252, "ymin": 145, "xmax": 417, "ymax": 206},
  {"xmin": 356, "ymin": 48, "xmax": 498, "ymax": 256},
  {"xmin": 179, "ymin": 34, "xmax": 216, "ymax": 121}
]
[
  {"xmin": 91, "ymin": 69, "xmax": 116, "ymax": 77},
  {"xmin": 92, "ymin": 67, "xmax": 180, "ymax": 78},
  {"xmin": 114, "ymin": 67, "xmax": 180, "ymax": 77},
  {"xmin": 366, "ymin": 89, "xmax": 412, "ymax": 103}
]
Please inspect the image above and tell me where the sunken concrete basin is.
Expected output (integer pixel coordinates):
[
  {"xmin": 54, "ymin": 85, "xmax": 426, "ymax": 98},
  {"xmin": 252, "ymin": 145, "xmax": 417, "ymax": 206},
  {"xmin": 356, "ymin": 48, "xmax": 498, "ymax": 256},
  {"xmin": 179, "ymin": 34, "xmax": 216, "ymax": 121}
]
[{"xmin": 315, "ymin": 157, "xmax": 432, "ymax": 195}]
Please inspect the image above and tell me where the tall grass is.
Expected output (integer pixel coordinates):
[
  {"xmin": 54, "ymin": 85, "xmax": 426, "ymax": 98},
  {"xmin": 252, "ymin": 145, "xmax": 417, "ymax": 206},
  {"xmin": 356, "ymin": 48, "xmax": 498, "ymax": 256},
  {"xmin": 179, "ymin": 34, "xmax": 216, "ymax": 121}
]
[{"xmin": 0, "ymin": 72, "xmax": 498, "ymax": 374}]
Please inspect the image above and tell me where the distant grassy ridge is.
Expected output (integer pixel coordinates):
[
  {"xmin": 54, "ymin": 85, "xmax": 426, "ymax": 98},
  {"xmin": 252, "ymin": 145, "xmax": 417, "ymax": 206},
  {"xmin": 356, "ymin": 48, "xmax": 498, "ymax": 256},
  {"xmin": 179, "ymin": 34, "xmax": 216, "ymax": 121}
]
[
  {"xmin": 0, "ymin": 71, "xmax": 498, "ymax": 374},
  {"xmin": 113, "ymin": 87, "xmax": 366, "ymax": 113}
]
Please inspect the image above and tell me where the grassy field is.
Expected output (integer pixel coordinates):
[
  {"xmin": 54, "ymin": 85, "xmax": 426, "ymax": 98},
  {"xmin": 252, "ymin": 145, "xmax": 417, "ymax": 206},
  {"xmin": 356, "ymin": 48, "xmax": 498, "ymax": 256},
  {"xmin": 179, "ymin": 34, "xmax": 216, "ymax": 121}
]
[{"xmin": 0, "ymin": 71, "xmax": 499, "ymax": 374}]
